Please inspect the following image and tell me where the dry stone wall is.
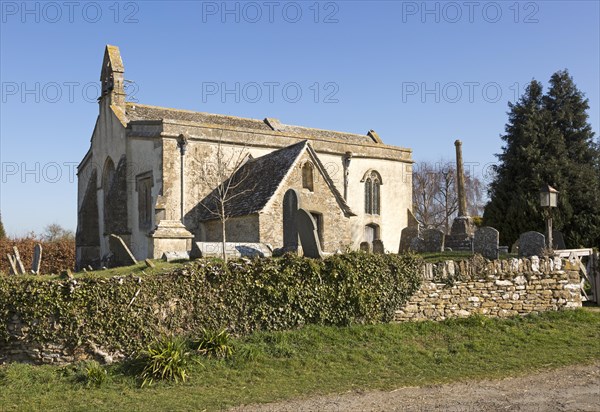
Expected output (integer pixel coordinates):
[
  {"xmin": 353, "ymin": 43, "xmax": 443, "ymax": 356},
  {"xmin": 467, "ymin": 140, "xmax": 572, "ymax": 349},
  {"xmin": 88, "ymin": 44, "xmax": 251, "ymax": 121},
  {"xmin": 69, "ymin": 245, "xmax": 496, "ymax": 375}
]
[{"xmin": 395, "ymin": 256, "xmax": 582, "ymax": 322}]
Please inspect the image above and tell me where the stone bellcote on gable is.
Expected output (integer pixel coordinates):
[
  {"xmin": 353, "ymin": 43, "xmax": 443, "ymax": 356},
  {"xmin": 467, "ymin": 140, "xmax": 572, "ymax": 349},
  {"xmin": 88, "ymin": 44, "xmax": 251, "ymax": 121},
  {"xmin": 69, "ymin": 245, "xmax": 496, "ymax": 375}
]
[{"xmin": 99, "ymin": 45, "xmax": 125, "ymax": 109}]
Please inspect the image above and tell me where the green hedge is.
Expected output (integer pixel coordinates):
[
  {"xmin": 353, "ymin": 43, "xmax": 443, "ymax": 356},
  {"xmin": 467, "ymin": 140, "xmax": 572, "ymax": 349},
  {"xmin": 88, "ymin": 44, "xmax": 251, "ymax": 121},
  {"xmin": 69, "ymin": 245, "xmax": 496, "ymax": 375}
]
[{"xmin": 0, "ymin": 252, "xmax": 422, "ymax": 356}]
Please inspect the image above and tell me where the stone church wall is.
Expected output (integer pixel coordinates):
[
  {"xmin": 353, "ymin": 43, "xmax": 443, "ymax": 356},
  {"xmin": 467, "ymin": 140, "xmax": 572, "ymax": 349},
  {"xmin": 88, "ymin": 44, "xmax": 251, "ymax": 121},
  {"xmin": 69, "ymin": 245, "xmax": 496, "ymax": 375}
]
[{"xmin": 259, "ymin": 151, "xmax": 353, "ymax": 253}]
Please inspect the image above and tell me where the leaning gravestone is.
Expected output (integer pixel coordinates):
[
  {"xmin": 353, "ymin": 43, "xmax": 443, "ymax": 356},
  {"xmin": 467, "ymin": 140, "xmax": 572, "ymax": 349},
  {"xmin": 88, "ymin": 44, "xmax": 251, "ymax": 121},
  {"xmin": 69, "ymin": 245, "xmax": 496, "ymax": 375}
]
[
  {"xmin": 108, "ymin": 234, "xmax": 137, "ymax": 266},
  {"xmin": 552, "ymin": 230, "xmax": 566, "ymax": 250},
  {"xmin": 423, "ymin": 229, "xmax": 445, "ymax": 253},
  {"xmin": 296, "ymin": 209, "xmax": 324, "ymax": 259},
  {"xmin": 32, "ymin": 243, "xmax": 43, "ymax": 274},
  {"xmin": 518, "ymin": 231, "xmax": 546, "ymax": 257},
  {"xmin": 6, "ymin": 254, "xmax": 19, "ymax": 275},
  {"xmin": 13, "ymin": 246, "xmax": 26, "ymax": 274},
  {"xmin": 373, "ymin": 240, "xmax": 385, "ymax": 254},
  {"xmin": 473, "ymin": 226, "xmax": 499, "ymax": 260},
  {"xmin": 399, "ymin": 227, "xmax": 419, "ymax": 253}
]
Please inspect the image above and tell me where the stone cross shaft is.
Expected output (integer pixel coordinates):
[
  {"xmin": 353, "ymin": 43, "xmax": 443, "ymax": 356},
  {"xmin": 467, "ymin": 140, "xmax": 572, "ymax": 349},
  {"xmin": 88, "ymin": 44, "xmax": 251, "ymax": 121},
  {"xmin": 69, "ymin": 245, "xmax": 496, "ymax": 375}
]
[{"xmin": 454, "ymin": 139, "xmax": 468, "ymax": 217}]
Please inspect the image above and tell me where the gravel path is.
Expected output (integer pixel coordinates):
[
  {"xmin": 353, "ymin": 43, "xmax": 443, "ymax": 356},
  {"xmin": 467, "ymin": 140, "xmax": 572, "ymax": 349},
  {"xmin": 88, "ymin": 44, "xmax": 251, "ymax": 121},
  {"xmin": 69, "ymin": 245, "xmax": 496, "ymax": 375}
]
[{"xmin": 232, "ymin": 362, "xmax": 600, "ymax": 412}]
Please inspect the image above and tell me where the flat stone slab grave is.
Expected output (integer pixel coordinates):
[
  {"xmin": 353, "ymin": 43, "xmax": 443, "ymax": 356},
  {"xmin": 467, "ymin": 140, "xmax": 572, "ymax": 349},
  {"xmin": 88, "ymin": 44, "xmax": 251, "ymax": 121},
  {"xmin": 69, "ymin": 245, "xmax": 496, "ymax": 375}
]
[
  {"xmin": 192, "ymin": 242, "xmax": 272, "ymax": 259},
  {"xmin": 162, "ymin": 251, "xmax": 190, "ymax": 262}
]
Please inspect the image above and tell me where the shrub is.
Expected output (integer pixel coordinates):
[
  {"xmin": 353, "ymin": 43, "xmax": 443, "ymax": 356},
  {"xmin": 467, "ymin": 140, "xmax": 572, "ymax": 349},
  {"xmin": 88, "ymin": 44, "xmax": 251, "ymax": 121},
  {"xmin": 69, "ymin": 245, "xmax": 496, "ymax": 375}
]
[
  {"xmin": 138, "ymin": 336, "xmax": 193, "ymax": 387},
  {"xmin": 0, "ymin": 252, "xmax": 422, "ymax": 360},
  {"xmin": 0, "ymin": 236, "xmax": 75, "ymax": 274},
  {"xmin": 194, "ymin": 328, "xmax": 234, "ymax": 359}
]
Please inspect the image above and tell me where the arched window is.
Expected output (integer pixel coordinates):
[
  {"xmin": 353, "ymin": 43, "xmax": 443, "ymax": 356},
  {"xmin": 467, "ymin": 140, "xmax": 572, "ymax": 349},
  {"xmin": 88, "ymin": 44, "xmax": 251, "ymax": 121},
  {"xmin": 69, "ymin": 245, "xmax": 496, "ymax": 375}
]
[
  {"xmin": 363, "ymin": 170, "xmax": 382, "ymax": 215},
  {"xmin": 302, "ymin": 162, "xmax": 314, "ymax": 192}
]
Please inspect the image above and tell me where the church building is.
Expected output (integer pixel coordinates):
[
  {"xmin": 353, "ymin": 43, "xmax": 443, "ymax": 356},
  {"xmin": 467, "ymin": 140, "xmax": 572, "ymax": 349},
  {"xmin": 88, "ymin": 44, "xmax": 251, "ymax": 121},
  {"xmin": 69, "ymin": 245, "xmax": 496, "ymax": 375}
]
[{"xmin": 76, "ymin": 45, "xmax": 413, "ymax": 268}]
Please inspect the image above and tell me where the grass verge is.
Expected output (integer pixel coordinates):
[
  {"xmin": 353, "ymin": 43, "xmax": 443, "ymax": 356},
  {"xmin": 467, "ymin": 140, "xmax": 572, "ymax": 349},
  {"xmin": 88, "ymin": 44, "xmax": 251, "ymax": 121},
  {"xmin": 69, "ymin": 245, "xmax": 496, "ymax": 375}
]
[{"xmin": 1, "ymin": 309, "xmax": 599, "ymax": 411}]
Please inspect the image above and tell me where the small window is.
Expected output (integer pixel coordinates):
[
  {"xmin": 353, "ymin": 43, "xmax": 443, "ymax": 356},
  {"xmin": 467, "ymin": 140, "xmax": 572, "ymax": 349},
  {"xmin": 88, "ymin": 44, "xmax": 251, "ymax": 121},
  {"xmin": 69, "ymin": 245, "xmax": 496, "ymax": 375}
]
[
  {"xmin": 364, "ymin": 171, "xmax": 382, "ymax": 215},
  {"xmin": 136, "ymin": 172, "xmax": 154, "ymax": 230},
  {"xmin": 302, "ymin": 162, "xmax": 314, "ymax": 192}
]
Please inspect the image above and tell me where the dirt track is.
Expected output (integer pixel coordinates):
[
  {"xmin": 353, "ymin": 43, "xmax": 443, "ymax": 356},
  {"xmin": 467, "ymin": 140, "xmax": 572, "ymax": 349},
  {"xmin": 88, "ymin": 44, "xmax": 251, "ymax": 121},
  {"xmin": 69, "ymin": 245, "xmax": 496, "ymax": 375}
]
[{"xmin": 232, "ymin": 362, "xmax": 600, "ymax": 412}]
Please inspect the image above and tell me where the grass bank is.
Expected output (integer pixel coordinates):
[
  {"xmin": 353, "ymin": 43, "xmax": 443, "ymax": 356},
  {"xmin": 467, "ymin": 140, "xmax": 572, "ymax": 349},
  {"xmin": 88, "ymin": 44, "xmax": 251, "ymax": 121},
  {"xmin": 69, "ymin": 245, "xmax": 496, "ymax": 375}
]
[{"xmin": 1, "ymin": 309, "xmax": 599, "ymax": 411}]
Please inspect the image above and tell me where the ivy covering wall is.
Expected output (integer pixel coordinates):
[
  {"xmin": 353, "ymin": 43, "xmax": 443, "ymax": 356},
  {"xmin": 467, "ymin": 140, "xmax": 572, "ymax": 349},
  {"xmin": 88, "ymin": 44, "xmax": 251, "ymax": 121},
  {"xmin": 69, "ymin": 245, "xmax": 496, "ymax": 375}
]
[{"xmin": 0, "ymin": 253, "xmax": 422, "ymax": 361}]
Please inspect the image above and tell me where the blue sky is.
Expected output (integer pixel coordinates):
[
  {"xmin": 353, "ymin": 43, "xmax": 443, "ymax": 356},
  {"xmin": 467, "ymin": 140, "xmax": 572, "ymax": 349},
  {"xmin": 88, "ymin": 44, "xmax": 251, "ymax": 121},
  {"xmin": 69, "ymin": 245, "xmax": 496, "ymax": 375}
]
[{"xmin": 1, "ymin": 0, "xmax": 598, "ymax": 236}]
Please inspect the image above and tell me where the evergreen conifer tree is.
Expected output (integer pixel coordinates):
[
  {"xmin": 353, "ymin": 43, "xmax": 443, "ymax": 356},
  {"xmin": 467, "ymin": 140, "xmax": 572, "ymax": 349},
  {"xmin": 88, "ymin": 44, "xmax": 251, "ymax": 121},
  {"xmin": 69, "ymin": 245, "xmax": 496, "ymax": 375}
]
[{"xmin": 484, "ymin": 71, "xmax": 599, "ymax": 248}]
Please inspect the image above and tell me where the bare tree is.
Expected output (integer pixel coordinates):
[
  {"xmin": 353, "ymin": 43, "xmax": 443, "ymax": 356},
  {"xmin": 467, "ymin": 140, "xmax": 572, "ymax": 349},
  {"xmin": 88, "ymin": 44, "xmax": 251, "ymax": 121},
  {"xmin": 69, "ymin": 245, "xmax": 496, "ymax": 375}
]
[
  {"xmin": 413, "ymin": 160, "xmax": 486, "ymax": 233},
  {"xmin": 42, "ymin": 223, "xmax": 75, "ymax": 242},
  {"xmin": 198, "ymin": 139, "xmax": 255, "ymax": 262}
]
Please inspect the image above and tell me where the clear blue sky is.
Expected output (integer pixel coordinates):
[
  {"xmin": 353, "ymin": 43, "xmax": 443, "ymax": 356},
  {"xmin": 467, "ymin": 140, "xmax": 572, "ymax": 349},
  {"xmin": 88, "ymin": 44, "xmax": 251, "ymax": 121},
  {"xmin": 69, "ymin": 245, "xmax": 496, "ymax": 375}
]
[{"xmin": 1, "ymin": 0, "xmax": 598, "ymax": 236}]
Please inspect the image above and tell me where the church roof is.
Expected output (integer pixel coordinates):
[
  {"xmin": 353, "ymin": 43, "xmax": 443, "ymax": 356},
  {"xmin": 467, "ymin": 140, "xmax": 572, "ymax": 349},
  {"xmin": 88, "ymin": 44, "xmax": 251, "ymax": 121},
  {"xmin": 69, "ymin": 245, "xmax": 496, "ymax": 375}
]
[
  {"xmin": 197, "ymin": 140, "xmax": 354, "ymax": 221},
  {"xmin": 125, "ymin": 103, "xmax": 379, "ymax": 145}
]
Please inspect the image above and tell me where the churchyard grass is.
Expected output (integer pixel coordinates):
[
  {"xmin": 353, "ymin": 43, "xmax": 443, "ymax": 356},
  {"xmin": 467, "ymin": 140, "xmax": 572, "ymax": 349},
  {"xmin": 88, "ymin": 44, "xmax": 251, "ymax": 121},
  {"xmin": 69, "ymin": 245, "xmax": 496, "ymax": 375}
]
[
  {"xmin": 420, "ymin": 251, "xmax": 517, "ymax": 263},
  {"xmin": 1, "ymin": 309, "xmax": 599, "ymax": 411}
]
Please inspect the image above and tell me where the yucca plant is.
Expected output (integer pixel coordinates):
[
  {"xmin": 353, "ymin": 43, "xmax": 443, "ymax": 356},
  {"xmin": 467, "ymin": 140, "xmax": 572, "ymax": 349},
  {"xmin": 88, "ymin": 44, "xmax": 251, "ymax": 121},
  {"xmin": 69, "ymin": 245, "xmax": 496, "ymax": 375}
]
[
  {"xmin": 138, "ymin": 335, "xmax": 192, "ymax": 387},
  {"xmin": 84, "ymin": 360, "xmax": 108, "ymax": 388},
  {"xmin": 194, "ymin": 328, "xmax": 234, "ymax": 359}
]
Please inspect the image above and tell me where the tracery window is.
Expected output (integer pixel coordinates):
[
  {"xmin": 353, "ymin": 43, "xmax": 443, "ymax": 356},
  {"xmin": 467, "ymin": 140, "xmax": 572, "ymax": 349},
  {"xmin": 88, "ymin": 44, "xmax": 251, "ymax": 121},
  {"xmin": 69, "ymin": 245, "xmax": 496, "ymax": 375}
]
[{"xmin": 364, "ymin": 171, "xmax": 381, "ymax": 215}]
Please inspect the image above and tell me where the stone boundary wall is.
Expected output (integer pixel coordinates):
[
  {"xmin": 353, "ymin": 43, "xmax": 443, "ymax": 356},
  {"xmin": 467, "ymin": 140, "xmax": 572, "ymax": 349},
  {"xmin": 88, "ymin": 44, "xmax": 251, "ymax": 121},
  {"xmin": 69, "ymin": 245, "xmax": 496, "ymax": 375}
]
[{"xmin": 395, "ymin": 256, "xmax": 582, "ymax": 322}]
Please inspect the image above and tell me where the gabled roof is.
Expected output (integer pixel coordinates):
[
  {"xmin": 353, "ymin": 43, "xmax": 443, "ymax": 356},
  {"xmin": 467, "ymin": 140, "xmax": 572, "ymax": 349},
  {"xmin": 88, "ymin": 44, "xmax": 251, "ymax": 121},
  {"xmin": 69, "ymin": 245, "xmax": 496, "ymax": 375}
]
[
  {"xmin": 197, "ymin": 141, "xmax": 355, "ymax": 221},
  {"xmin": 125, "ymin": 103, "xmax": 379, "ymax": 145}
]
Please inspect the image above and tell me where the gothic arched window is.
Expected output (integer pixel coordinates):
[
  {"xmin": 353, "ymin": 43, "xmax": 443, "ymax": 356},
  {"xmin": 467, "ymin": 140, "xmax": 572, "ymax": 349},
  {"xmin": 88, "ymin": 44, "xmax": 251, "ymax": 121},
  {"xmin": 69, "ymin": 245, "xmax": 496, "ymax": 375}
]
[
  {"xmin": 302, "ymin": 162, "xmax": 314, "ymax": 192},
  {"xmin": 363, "ymin": 170, "xmax": 382, "ymax": 215}
]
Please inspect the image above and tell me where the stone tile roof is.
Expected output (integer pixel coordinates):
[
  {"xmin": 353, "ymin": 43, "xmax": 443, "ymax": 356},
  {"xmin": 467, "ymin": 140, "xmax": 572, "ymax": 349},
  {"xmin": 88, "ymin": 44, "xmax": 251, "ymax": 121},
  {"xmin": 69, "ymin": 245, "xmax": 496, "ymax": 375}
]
[
  {"xmin": 125, "ymin": 103, "xmax": 377, "ymax": 145},
  {"xmin": 197, "ymin": 141, "xmax": 306, "ymax": 220},
  {"xmin": 197, "ymin": 141, "xmax": 354, "ymax": 220}
]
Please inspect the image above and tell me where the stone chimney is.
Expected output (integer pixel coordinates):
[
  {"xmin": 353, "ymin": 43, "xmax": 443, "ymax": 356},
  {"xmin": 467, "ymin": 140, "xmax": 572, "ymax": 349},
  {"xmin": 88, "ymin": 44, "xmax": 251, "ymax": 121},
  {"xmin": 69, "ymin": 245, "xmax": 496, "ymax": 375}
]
[{"xmin": 99, "ymin": 45, "xmax": 125, "ymax": 109}]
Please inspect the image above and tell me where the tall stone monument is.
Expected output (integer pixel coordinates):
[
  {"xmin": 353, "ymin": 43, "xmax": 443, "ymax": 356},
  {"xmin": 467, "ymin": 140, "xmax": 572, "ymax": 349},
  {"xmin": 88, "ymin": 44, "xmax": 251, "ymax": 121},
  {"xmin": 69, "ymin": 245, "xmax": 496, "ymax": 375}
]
[{"xmin": 445, "ymin": 140, "xmax": 475, "ymax": 251}]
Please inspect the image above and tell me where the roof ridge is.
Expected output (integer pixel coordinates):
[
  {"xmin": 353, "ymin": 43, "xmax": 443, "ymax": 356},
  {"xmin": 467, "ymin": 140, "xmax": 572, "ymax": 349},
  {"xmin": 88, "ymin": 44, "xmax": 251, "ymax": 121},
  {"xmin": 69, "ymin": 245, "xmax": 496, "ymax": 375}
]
[
  {"xmin": 125, "ymin": 102, "xmax": 373, "ymax": 141},
  {"xmin": 126, "ymin": 102, "xmax": 266, "ymax": 123}
]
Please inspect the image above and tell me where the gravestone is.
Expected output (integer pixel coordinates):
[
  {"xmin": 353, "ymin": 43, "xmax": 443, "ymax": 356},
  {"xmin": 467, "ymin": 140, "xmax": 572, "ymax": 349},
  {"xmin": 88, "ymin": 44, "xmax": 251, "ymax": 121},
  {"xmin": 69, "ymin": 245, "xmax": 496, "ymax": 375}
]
[
  {"xmin": 360, "ymin": 241, "xmax": 371, "ymax": 252},
  {"xmin": 518, "ymin": 231, "xmax": 546, "ymax": 257},
  {"xmin": 552, "ymin": 230, "xmax": 566, "ymax": 250},
  {"xmin": 511, "ymin": 239, "xmax": 520, "ymax": 254},
  {"xmin": 282, "ymin": 189, "xmax": 299, "ymax": 252},
  {"xmin": 407, "ymin": 209, "xmax": 419, "ymax": 229},
  {"xmin": 409, "ymin": 236, "xmax": 425, "ymax": 253},
  {"xmin": 473, "ymin": 226, "xmax": 499, "ymax": 260},
  {"xmin": 108, "ymin": 234, "xmax": 138, "ymax": 267},
  {"xmin": 6, "ymin": 254, "xmax": 18, "ymax": 275},
  {"xmin": 296, "ymin": 208, "xmax": 324, "ymax": 258},
  {"xmin": 162, "ymin": 251, "xmax": 190, "ymax": 262},
  {"xmin": 423, "ymin": 229, "xmax": 445, "ymax": 253},
  {"xmin": 191, "ymin": 242, "xmax": 272, "ymax": 259},
  {"xmin": 144, "ymin": 259, "xmax": 156, "ymax": 268},
  {"xmin": 32, "ymin": 243, "xmax": 43, "ymax": 274},
  {"xmin": 399, "ymin": 227, "xmax": 419, "ymax": 253},
  {"xmin": 13, "ymin": 246, "xmax": 26, "ymax": 274},
  {"xmin": 372, "ymin": 239, "xmax": 385, "ymax": 254}
]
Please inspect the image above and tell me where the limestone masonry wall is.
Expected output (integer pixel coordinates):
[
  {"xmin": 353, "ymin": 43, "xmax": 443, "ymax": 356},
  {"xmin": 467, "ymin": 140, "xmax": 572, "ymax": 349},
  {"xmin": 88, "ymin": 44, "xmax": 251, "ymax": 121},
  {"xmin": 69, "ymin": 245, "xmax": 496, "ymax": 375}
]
[{"xmin": 395, "ymin": 256, "xmax": 582, "ymax": 322}]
